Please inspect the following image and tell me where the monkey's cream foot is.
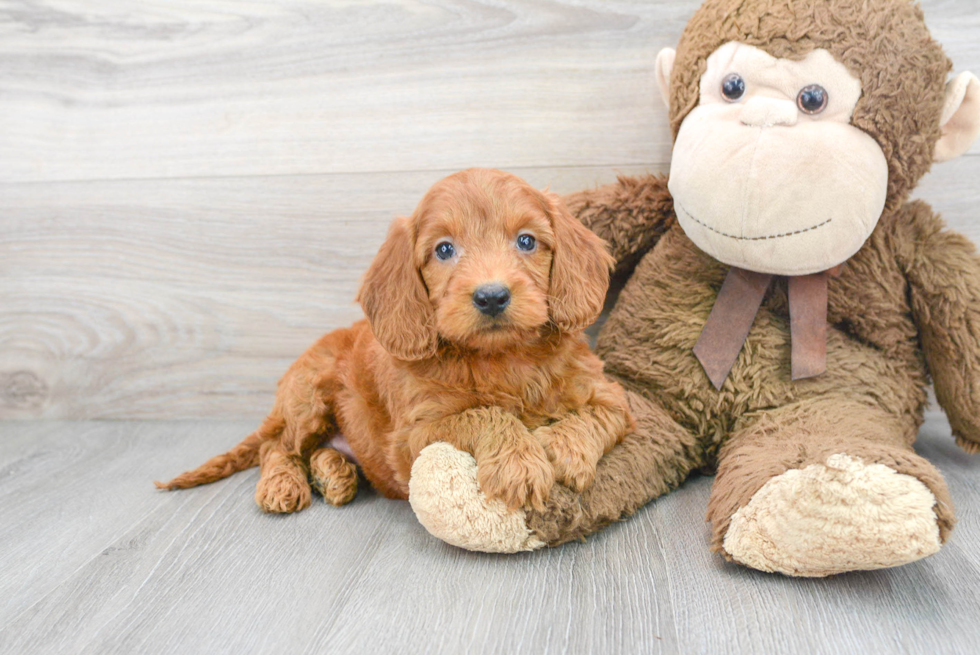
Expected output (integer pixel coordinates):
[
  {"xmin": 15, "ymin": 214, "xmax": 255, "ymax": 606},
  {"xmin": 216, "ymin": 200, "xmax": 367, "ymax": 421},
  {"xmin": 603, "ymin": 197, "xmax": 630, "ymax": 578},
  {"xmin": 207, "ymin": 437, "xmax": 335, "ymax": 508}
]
[
  {"xmin": 310, "ymin": 447, "xmax": 358, "ymax": 506},
  {"xmin": 722, "ymin": 454, "xmax": 942, "ymax": 577},
  {"xmin": 409, "ymin": 442, "xmax": 546, "ymax": 553}
]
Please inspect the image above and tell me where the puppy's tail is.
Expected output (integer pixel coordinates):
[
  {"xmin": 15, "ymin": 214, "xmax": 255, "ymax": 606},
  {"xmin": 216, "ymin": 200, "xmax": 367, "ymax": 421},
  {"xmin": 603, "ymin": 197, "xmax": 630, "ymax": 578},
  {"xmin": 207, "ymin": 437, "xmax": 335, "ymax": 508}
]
[{"xmin": 154, "ymin": 414, "xmax": 284, "ymax": 490}]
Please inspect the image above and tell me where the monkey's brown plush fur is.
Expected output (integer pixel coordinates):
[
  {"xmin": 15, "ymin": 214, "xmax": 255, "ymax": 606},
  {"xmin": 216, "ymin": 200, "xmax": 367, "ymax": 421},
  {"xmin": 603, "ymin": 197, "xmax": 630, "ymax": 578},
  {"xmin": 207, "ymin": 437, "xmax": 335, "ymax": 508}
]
[
  {"xmin": 531, "ymin": 183, "xmax": 973, "ymax": 540},
  {"xmin": 524, "ymin": 0, "xmax": 980, "ymax": 560},
  {"xmin": 410, "ymin": 0, "xmax": 980, "ymax": 575}
]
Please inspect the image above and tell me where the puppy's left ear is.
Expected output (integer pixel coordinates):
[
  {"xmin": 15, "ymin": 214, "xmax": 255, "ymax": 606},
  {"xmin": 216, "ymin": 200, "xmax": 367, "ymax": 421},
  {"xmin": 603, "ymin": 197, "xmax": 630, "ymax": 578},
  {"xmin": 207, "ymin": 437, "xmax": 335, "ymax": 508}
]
[
  {"xmin": 357, "ymin": 216, "xmax": 437, "ymax": 360},
  {"xmin": 541, "ymin": 191, "xmax": 614, "ymax": 332}
]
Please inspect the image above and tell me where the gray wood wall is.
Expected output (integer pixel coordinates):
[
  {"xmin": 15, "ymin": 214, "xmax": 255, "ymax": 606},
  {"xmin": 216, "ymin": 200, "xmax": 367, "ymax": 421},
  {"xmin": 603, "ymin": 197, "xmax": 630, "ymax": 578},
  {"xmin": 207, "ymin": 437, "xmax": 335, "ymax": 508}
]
[{"xmin": 2, "ymin": 0, "xmax": 978, "ymax": 420}]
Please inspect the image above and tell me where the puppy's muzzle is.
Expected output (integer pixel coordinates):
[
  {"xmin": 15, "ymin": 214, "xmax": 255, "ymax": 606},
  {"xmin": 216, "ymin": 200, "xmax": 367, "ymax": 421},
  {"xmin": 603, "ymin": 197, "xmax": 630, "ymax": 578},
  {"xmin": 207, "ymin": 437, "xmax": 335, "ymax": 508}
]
[{"xmin": 472, "ymin": 284, "xmax": 511, "ymax": 318}]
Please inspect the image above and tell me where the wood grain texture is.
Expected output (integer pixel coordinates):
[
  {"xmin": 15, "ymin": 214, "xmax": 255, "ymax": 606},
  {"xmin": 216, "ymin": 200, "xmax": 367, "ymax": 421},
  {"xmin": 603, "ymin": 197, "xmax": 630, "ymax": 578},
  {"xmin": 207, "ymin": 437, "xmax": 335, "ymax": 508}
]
[
  {"xmin": 0, "ymin": 0, "xmax": 976, "ymax": 185},
  {"xmin": 2, "ymin": 157, "xmax": 977, "ymax": 420},
  {"xmin": 0, "ymin": 416, "xmax": 977, "ymax": 654},
  {"xmin": 0, "ymin": 0, "xmax": 978, "ymax": 421},
  {"xmin": 0, "ymin": 165, "xmax": 650, "ymax": 419},
  {"xmin": 0, "ymin": 0, "xmax": 688, "ymax": 184}
]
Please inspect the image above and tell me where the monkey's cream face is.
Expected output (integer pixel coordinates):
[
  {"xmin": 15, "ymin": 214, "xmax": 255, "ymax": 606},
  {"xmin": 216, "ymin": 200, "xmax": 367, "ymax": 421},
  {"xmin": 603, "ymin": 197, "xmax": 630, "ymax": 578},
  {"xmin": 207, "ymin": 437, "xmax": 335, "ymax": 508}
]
[{"xmin": 668, "ymin": 42, "xmax": 889, "ymax": 276}]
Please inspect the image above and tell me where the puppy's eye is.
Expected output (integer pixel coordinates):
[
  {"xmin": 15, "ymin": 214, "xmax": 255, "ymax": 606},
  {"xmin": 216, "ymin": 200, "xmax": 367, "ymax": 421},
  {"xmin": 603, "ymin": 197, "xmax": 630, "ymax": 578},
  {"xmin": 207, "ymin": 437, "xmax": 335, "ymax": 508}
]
[
  {"xmin": 721, "ymin": 73, "xmax": 746, "ymax": 102},
  {"xmin": 434, "ymin": 241, "xmax": 455, "ymax": 261},
  {"xmin": 516, "ymin": 234, "xmax": 536, "ymax": 252}
]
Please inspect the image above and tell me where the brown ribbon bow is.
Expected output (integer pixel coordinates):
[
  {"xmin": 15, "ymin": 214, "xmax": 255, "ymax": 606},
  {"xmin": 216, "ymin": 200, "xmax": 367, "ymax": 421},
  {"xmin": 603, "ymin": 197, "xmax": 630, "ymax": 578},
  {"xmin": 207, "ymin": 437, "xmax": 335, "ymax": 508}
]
[{"xmin": 693, "ymin": 265, "xmax": 842, "ymax": 390}]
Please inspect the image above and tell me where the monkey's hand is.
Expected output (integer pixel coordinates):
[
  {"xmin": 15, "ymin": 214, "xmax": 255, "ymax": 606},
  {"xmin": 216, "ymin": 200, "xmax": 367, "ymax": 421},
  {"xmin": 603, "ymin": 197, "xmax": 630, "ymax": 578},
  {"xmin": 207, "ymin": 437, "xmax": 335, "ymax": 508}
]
[
  {"xmin": 902, "ymin": 202, "xmax": 980, "ymax": 454},
  {"xmin": 562, "ymin": 174, "xmax": 675, "ymax": 277}
]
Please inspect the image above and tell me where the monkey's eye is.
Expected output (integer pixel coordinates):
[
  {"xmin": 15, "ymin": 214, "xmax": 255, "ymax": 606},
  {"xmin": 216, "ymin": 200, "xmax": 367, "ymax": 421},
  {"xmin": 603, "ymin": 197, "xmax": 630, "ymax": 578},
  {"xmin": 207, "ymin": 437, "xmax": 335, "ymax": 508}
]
[
  {"xmin": 721, "ymin": 74, "xmax": 746, "ymax": 102},
  {"xmin": 434, "ymin": 241, "xmax": 456, "ymax": 260},
  {"xmin": 516, "ymin": 234, "xmax": 536, "ymax": 252},
  {"xmin": 797, "ymin": 84, "xmax": 828, "ymax": 114}
]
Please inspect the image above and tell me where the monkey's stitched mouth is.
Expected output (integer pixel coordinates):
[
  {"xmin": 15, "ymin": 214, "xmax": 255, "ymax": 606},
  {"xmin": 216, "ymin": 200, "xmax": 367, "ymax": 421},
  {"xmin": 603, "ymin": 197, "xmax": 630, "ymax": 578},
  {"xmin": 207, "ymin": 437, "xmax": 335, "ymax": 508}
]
[{"xmin": 676, "ymin": 201, "xmax": 833, "ymax": 241}]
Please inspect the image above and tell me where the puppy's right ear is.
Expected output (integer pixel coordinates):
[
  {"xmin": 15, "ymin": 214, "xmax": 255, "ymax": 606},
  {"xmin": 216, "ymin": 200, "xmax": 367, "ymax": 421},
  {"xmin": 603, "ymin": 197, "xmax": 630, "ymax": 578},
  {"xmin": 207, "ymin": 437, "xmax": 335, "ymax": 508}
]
[{"xmin": 357, "ymin": 216, "xmax": 437, "ymax": 361}]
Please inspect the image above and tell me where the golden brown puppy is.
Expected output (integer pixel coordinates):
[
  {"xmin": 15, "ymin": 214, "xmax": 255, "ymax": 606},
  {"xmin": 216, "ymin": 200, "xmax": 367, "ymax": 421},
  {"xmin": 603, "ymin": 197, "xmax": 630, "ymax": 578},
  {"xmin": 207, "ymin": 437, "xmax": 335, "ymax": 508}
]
[{"xmin": 157, "ymin": 168, "xmax": 634, "ymax": 513}]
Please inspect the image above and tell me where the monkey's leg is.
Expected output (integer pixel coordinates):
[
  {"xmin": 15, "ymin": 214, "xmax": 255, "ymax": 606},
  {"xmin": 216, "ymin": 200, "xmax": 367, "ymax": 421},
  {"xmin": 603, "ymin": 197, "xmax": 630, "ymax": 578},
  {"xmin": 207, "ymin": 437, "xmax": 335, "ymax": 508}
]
[
  {"xmin": 709, "ymin": 397, "xmax": 955, "ymax": 577},
  {"xmin": 409, "ymin": 387, "xmax": 702, "ymax": 552}
]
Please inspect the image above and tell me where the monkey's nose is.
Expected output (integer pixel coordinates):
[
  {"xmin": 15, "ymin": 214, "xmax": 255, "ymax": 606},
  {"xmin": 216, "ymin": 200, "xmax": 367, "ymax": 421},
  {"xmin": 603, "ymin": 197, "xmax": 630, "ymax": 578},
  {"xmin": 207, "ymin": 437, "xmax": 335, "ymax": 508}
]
[
  {"xmin": 739, "ymin": 97, "xmax": 798, "ymax": 127},
  {"xmin": 473, "ymin": 284, "xmax": 511, "ymax": 317}
]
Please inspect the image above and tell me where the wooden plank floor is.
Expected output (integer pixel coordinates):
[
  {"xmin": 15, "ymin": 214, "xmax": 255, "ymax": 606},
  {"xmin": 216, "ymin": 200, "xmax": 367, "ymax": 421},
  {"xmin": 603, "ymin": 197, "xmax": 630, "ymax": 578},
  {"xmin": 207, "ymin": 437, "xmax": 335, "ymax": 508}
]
[{"xmin": 0, "ymin": 415, "xmax": 978, "ymax": 655}]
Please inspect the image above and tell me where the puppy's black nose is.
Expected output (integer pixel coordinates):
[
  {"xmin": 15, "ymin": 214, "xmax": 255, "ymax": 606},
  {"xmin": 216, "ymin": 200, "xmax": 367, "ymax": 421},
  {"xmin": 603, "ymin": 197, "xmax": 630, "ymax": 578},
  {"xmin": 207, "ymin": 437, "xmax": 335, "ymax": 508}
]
[{"xmin": 472, "ymin": 284, "xmax": 511, "ymax": 317}]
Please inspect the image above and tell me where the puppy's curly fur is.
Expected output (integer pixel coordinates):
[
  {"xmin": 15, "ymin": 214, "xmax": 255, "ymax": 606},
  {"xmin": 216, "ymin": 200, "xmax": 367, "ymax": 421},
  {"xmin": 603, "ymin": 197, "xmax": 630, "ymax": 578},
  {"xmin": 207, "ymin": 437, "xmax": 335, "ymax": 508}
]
[{"xmin": 157, "ymin": 169, "xmax": 634, "ymax": 512}]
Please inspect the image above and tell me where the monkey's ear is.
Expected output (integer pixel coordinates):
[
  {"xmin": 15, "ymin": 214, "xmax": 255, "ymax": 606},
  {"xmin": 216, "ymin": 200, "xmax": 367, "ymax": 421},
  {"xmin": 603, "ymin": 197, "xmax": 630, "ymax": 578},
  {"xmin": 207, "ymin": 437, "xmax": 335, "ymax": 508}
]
[
  {"xmin": 357, "ymin": 216, "xmax": 437, "ymax": 361},
  {"xmin": 935, "ymin": 72, "xmax": 980, "ymax": 163},
  {"xmin": 656, "ymin": 48, "xmax": 676, "ymax": 110}
]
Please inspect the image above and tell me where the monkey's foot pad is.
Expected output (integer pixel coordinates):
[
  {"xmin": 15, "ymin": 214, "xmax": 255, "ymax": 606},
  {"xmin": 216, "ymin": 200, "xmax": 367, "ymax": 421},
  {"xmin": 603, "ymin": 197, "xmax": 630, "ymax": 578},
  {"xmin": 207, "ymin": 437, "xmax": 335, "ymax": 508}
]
[
  {"xmin": 409, "ymin": 442, "xmax": 545, "ymax": 553},
  {"xmin": 723, "ymin": 454, "xmax": 942, "ymax": 577}
]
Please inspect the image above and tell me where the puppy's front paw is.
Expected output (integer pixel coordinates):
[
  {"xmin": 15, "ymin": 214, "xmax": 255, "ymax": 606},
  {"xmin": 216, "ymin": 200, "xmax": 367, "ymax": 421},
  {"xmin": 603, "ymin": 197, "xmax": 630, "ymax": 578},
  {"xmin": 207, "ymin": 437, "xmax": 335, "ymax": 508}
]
[
  {"xmin": 477, "ymin": 440, "xmax": 554, "ymax": 511},
  {"xmin": 536, "ymin": 427, "xmax": 596, "ymax": 493}
]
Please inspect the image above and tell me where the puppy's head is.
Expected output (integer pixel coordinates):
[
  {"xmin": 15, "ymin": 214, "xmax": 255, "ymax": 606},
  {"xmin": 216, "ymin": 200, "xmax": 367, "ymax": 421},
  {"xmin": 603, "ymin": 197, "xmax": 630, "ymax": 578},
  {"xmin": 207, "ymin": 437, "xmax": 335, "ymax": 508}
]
[{"xmin": 358, "ymin": 168, "xmax": 613, "ymax": 360}]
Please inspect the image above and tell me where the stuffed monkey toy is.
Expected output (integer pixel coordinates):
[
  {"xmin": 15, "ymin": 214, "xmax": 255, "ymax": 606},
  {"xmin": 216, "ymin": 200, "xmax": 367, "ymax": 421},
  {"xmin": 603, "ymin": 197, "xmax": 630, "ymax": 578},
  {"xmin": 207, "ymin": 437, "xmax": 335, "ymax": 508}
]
[{"xmin": 408, "ymin": 0, "xmax": 980, "ymax": 576}]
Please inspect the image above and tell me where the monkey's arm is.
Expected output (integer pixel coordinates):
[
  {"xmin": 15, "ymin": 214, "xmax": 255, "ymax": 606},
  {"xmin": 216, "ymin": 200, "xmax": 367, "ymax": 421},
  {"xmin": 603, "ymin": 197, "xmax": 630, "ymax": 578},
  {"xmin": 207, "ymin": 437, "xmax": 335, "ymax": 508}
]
[
  {"xmin": 408, "ymin": 385, "xmax": 703, "ymax": 551},
  {"xmin": 563, "ymin": 174, "xmax": 676, "ymax": 276},
  {"xmin": 900, "ymin": 202, "xmax": 980, "ymax": 453}
]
